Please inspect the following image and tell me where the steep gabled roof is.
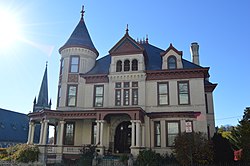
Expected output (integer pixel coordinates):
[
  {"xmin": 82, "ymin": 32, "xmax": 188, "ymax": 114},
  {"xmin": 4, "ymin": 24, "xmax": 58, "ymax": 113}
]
[
  {"xmin": 109, "ymin": 31, "xmax": 144, "ymax": 56},
  {"xmin": 83, "ymin": 42, "xmax": 204, "ymax": 76},
  {"xmin": 37, "ymin": 65, "xmax": 48, "ymax": 107},
  {"xmin": 59, "ymin": 13, "xmax": 98, "ymax": 56}
]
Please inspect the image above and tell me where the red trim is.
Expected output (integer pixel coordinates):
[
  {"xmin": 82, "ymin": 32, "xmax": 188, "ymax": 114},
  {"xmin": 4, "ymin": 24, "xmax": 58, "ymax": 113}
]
[
  {"xmin": 146, "ymin": 68, "xmax": 209, "ymax": 80},
  {"xmin": 81, "ymin": 74, "xmax": 109, "ymax": 84},
  {"xmin": 147, "ymin": 111, "xmax": 201, "ymax": 119},
  {"xmin": 161, "ymin": 43, "xmax": 183, "ymax": 56},
  {"xmin": 205, "ymin": 83, "xmax": 217, "ymax": 92}
]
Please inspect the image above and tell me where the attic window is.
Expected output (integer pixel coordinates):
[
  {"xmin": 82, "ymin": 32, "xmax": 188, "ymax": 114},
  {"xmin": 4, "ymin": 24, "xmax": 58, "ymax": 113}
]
[
  {"xmin": 132, "ymin": 59, "xmax": 138, "ymax": 71},
  {"xmin": 124, "ymin": 60, "xmax": 130, "ymax": 71},
  {"xmin": 168, "ymin": 56, "xmax": 177, "ymax": 69},
  {"xmin": 116, "ymin": 60, "xmax": 122, "ymax": 72}
]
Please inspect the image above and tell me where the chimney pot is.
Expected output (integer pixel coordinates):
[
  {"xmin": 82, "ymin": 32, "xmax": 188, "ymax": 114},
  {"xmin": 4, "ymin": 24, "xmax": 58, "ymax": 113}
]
[{"xmin": 190, "ymin": 42, "xmax": 200, "ymax": 65}]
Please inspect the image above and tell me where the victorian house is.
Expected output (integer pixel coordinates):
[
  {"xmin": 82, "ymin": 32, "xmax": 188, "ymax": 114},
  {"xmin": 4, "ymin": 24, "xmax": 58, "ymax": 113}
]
[{"xmin": 27, "ymin": 7, "xmax": 217, "ymax": 164}]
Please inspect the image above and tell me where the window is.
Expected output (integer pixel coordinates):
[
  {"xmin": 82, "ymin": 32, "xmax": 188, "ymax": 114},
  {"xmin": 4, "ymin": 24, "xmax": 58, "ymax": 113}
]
[
  {"xmin": 116, "ymin": 60, "xmax": 122, "ymax": 72},
  {"xmin": 166, "ymin": 121, "xmax": 180, "ymax": 146},
  {"xmin": 91, "ymin": 122, "xmax": 97, "ymax": 144},
  {"xmin": 67, "ymin": 85, "xmax": 77, "ymax": 106},
  {"xmin": 132, "ymin": 82, "xmax": 138, "ymax": 105},
  {"xmin": 154, "ymin": 121, "xmax": 161, "ymax": 147},
  {"xmin": 94, "ymin": 85, "xmax": 104, "ymax": 107},
  {"xmin": 157, "ymin": 82, "xmax": 169, "ymax": 105},
  {"xmin": 178, "ymin": 81, "xmax": 190, "ymax": 105},
  {"xmin": 132, "ymin": 59, "xmax": 138, "ymax": 71},
  {"xmin": 57, "ymin": 86, "xmax": 61, "ymax": 107},
  {"xmin": 168, "ymin": 56, "xmax": 177, "ymax": 69},
  {"xmin": 124, "ymin": 60, "xmax": 130, "ymax": 71},
  {"xmin": 115, "ymin": 82, "xmax": 139, "ymax": 106},
  {"xmin": 70, "ymin": 56, "xmax": 79, "ymax": 73},
  {"xmin": 64, "ymin": 122, "xmax": 75, "ymax": 145},
  {"xmin": 115, "ymin": 83, "xmax": 121, "ymax": 106},
  {"xmin": 123, "ymin": 82, "xmax": 130, "ymax": 105},
  {"xmin": 60, "ymin": 58, "xmax": 64, "ymax": 75},
  {"xmin": 205, "ymin": 94, "xmax": 208, "ymax": 113}
]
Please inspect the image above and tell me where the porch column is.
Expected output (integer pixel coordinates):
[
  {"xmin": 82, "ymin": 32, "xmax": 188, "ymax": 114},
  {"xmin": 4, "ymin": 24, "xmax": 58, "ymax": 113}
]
[
  {"xmin": 39, "ymin": 120, "xmax": 44, "ymax": 145},
  {"xmin": 100, "ymin": 120, "xmax": 105, "ymax": 146},
  {"xmin": 135, "ymin": 120, "xmax": 141, "ymax": 147},
  {"xmin": 130, "ymin": 120, "xmax": 135, "ymax": 147},
  {"xmin": 42, "ymin": 120, "xmax": 49, "ymax": 145},
  {"xmin": 58, "ymin": 121, "xmax": 65, "ymax": 145},
  {"xmin": 141, "ymin": 124, "xmax": 145, "ymax": 147},
  {"xmin": 96, "ymin": 120, "xmax": 100, "ymax": 145},
  {"xmin": 27, "ymin": 121, "xmax": 35, "ymax": 144}
]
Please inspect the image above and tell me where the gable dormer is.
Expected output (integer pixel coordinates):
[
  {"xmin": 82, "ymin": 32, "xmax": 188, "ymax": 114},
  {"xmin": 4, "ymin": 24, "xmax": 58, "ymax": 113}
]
[
  {"xmin": 109, "ymin": 29, "xmax": 145, "ymax": 73},
  {"xmin": 161, "ymin": 43, "xmax": 183, "ymax": 70}
]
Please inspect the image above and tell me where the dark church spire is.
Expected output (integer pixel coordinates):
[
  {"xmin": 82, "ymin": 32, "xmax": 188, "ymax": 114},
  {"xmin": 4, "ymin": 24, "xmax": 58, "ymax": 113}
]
[{"xmin": 33, "ymin": 62, "xmax": 51, "ymax": 112}]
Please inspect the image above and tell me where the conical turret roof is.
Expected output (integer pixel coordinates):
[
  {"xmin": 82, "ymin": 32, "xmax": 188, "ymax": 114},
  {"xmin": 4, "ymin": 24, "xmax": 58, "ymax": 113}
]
[{"xmin": 59, "ymin": 7, "xmax": 98, "ymax": 56}]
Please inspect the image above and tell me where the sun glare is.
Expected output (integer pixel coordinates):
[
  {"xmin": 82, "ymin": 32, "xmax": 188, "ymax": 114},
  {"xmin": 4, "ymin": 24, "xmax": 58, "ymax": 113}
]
[{"xmin": 0, "ymin": 10, "xmax": 21, "ymax": 49}]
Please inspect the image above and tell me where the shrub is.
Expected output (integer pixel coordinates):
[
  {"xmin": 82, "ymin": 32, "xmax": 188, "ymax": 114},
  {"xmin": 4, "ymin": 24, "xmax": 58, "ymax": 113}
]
[
  {"xmin": 174, "ymin": 132, "xmax": 214, "ymax": 165},
  {"xmin": 4, "ymin": 144, "xmax": 39, "ymax": 163}
]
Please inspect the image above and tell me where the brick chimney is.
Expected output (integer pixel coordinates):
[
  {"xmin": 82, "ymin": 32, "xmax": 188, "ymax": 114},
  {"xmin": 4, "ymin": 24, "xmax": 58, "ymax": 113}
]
[{"xmin": 190, "ymin": 42, "xmax": 200, "ymax": 65}]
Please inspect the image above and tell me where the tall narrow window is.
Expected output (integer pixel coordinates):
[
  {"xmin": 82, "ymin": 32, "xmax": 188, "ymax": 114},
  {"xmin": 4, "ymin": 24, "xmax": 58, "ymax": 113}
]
[
  {"xmin": 91, "ymin": 122, "xmax": 97, "ymax": 144},
  {"xmin": 94, "ymin": 85, "xmax": 104, "ymax": 107},
  {"xmin": 67, "ymin": 85, "xmax": 77, "ymax": 106},
  {"xmin": 64, "ymin": 122, "xmax": 75, "ymax": 145},
  {"xmin": 57, "ymin": 86, "xmax": 61, "ymax": 107},
  {"xmin": 154, "ymin": 121, "xmax": 161, "ymax": 147},
  {"xmin": 157, "ymin": 82, "xmax": 169, "ymax": 105},
  {"xmin": 132, "ymin": 59, "xmax": 138, "ymax": 71},
  {"xmin": 124, "ymin": 60, "xmax": 130, "ymax": 71},
  {"xmin": 123, "ymin": 82, "xmax": 130, "ymax": 105},
  {"xmin": 166, "ymin": 121, "xmax": 180, "ymax": 146},
  {"xmin": 115, "ymin": 83, "xmax": 121, "ymax": 106},
  {"xmin": 205, "ymin": 94, "xmax": 208, "ymax": 113},
  {"xmin": 70, "ymin": 56, "xmax": 79, "ymax": 73},
  {"xmin": 168, "ymin": 56, "xmax": 177, "ymax": 69},
  {"xmin": 116, "ymin": 60, "xmax": 122, "ymax": 72},
  {"xmin": 132, "ymin": 82, "xmax": 138, "ymax": 105},
  {"xmin": 178, "ymin": 81, "xmax": 190, "ymax": 105},
  {"xmin": 60, "ymin": 58, "xmax": 64, "ymax": 75}
]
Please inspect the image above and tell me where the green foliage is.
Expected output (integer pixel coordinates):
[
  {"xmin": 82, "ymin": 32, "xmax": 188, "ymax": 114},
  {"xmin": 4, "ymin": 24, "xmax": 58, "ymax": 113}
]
[
  {"xmin": 78, "ymin": 144, "xmax": 96, "ymax": 166},
  {"xmin": 119, "ymin": 154, "xmax": 129, "ymax": 164},
  {"xmin": 0, "ymin": 148, "xmax": 7, "ymax": 159},
  {"xmin": 136, "ymin": 149, "xmax": 162, "ymax": 166},
  {"xmin": 136, "ymin": 149, "xmax": 177, "ymax": 166},
  {"xmin": 238, "ymin": 107, "xmax": 250, "ymax": 162},
  {"xmin": 212, "ymin": 133, "xmax": 234, "ymax": 164},
  {"xmin": 4, "ymin": 144, "xmax": 39, "ymax": 163},
  {"xmin": 174, "ymin": 132, "xmax": 214, "ymax": 165}
]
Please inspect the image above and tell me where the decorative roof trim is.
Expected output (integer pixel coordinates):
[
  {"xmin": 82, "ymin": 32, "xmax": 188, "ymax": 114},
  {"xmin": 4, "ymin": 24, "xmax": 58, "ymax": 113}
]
[
  {"xmin": 147, "ymin": 111, "xmax": 201, "ymax": 119},
  {"xmin": 109, "ymin": 33, "xmax": 144, "ymax": 56},
  {"xmin": 161, "ymin": 43, "xmax": 183, "ymax": 56},
  {"xmin": 59, "ymin": 45, "xmax": 99, "ymax": 56},
  {"xmin": 80, "ymin": 74, "xmax": 109, "ymax": 84},
  {"xmin": 205, "ymin": 83, "xmax": 217, "ymax": 92},
  {"xmin": 146, "ymin": 68, "xmax": 209, "ymax": 80}
]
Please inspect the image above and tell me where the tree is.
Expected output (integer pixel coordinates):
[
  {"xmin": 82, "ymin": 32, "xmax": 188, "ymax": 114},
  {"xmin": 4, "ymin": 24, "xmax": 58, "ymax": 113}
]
[
  {"xmin": 229, "ymin": 107, "xmax": 250, "ymax": 162},
  {"xmin": 212, "ymin": 133, "xmax": 234, "ymax": 164},
  {"xmin": 174, "ymin": 132, "xmax": 214, "ymax": 165},
  {"xmin": 238, "ymin": 107, "xmax": 250, "ymax": 162}
]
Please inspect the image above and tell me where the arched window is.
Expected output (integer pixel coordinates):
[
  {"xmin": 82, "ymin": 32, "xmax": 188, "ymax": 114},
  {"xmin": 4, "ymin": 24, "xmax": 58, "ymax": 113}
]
[
  {"xmin": 116, "ymin": 60, "xmax": 122, "ymax": 72},
  {"xmin": 168, "ymin": 56, "xmax": 177, "ymax": 69},
  {"xmin": 132, "ymin": 59, "xmax": 138, "ymax": 71},
  {"xmin": 124, "ymin": 60, "xmax": 130, "ymax": 71}
]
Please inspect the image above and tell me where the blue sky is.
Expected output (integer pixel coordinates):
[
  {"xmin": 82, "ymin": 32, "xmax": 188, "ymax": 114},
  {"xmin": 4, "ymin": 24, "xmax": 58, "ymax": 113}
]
[{"xmin": 0, "ymin": 0, "xmax": 249, "ymax": 127}]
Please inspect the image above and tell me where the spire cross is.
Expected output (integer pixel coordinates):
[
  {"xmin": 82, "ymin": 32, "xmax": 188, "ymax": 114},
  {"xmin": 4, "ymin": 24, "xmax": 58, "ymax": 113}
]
[{"xmin": 81, "ymin": 5, "xmax": 85, "ymax": 19}]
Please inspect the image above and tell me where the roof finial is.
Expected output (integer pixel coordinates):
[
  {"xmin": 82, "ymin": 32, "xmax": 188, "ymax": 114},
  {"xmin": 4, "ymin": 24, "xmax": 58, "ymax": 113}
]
[
  {"xmin": 146, "ymin": 34, "xmax": 149, "ymax": 44},
  {"xmin": 126, "ymin": 24, "xmax": 129, "ymax": 35},
  {"xmin": 81, "ymin": 5, "xmax": 85, "ymax": 20},
  {"xmin": 46, "ymin": 61, "xmax": 48, "ymax": 68}
]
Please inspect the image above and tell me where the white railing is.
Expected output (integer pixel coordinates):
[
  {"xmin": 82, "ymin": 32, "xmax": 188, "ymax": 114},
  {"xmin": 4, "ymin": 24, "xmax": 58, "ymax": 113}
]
[{"xmin": 63, "ymin": 146, "xmax": 82, "ymax": 154}]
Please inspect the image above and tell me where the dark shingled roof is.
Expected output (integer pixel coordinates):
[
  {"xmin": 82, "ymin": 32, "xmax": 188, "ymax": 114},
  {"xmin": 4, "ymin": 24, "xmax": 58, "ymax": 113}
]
[
  {"xmin": 59, "ymin": 18, "xmax": 98, "ymax": 56},
  {"xmin": 85, "ymin": 43, "xmax": 203, "ymax": 75},
  {"xmin": 0, "ymin": 108, "xmax": 39, "ymax": 147}
]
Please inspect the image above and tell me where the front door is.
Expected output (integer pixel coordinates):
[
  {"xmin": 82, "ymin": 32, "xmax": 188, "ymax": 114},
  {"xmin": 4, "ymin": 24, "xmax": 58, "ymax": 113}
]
[{"xmin": 114, "ymin": 121, "xmax": 131, "ymax": 153}]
